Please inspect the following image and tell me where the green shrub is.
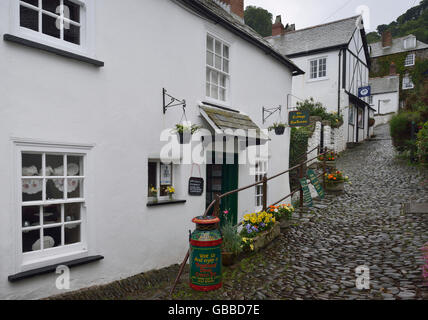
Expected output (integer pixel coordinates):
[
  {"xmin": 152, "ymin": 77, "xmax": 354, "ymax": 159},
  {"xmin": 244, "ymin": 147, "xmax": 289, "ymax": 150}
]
[
  {"xmin": 289, "ymin": 127, "xmax": 311, "ymax": 189},
  {"xmin": 221, "ymin": 220, "xmax": 242, "ymax": 255},
  {"xmin": 390, "ymin": 111, "xmax": 421, "ymax": 152},
  {"xmin": 296, "ymin": 98, "xmax": 343, "ymax": 128},
  {"xmin": 417, "ymin": 121, "xmax": 428, "ymax": 163}
]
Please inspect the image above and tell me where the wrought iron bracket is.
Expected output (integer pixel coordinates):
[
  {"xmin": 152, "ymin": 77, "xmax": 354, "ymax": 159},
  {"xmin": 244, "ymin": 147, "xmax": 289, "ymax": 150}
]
[
  {"xmin": 163, "ymin": 88, "xmax": 186, "ymax": 114},
  {"xmin": 262, "ymin": 105, "xmax": 282, "ymax": 124}
]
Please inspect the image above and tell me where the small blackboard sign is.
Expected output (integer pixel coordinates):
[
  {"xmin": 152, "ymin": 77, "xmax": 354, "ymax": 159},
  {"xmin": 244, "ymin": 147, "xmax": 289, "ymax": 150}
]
[{"xmin": 188, "ymin": 177, "xmax": 204, "ymax": 196}]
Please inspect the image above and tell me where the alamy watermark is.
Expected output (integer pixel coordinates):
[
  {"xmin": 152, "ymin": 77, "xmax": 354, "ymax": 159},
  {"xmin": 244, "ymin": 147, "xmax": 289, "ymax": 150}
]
[
  {"xmin": 56, "ymin": 265, "xmax": 70, "ymax": 290},
  {"xmin": 355, "ymin": 265, "xmax": 370, "ymax": 290}
]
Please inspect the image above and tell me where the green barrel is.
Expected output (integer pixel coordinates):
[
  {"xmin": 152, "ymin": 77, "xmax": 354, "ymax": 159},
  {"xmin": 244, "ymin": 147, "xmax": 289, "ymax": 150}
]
[{"xmin": 189, "ymin": 216, "xmax": 222, "ymax": 291}]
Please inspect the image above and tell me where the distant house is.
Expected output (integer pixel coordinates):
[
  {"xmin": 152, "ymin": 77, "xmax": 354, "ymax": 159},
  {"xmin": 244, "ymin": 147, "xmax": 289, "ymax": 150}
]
[
  {"xmin": 267, "ymin": 15, "xmax": 375, "ymax": 149},
  {"xmin": 369, "ymin": 32, "xmax": 428, "ymax": 106}
]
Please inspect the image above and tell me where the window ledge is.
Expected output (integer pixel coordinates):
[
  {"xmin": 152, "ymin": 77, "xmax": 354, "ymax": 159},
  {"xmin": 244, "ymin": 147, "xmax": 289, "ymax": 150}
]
[
  {"xmin": 147, "ymin": 199, "xmax": 187, "ymax": 207},
  {"xmin": 8, "ymin": 255, "xmax": 104, "ymax": 282},
  {"xmin": 3, "ymin": 34, "xmax": 104, "ymax": 67}
]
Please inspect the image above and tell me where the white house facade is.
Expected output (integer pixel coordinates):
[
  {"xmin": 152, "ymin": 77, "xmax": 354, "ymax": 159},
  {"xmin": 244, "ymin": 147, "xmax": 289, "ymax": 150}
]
[
  {"xmin": 267, "ymin": 16, "xmax": 376, "ymax": 150},
  {"xmin": 0, "ymin": 0, "xmax": 303, "ymax": 299},
  {"xmin": 369, "ymin": 75, "xmax": 400, "ymax": 126}
]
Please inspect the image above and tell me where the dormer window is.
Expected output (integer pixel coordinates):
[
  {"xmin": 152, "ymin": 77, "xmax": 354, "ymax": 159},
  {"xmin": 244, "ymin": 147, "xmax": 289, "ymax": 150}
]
[{"xmin": 404, "ymin": 36, "xmax": 416, "ymax": 49}]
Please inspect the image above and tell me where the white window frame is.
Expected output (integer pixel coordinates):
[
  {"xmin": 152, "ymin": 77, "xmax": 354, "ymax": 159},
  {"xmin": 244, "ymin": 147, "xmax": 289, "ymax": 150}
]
[
  {"xmin": 368, "ymin": 95, "xmax": 373, "ymax": 105},
  {"xmin": 404, "ymin": 53, "xmax": 415, "ymax": 67},
  {"xmin": 308, "ymin": 56, "xmax": 328, "ymax": 81},
  {"xmin": 254, "ymin": 159, "xmax": 268, "ymax": 212},
  {"xmin": 13, "ymin": 139, "xmax": 93, "ymax": 273},
  {"xmin": 206, "ymin": 33, "xmax": 230, "ymax": 104},
  {"xmin": 9, "ymin": 0, "xmax": 96, "ymax": 58},
  {"xmin": 404, "ymin": 36, "xmax": 416, "ymax": 49},
  {"xmin": 403, "ymin": 74, "xmax": 414, "ymax": 90},
  {"xmin": 148, "ymin": 160, "xmax": 175, "ymax": 202}
]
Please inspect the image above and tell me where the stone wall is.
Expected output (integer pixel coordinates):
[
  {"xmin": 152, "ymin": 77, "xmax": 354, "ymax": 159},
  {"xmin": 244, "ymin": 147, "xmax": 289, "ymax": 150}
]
[{"xmin": 307, "ymin": 118, "xmax": 322, "ymax": 166}]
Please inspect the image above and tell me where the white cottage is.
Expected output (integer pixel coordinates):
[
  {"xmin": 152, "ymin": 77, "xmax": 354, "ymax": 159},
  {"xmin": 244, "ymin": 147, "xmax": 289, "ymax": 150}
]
[
  {"xmin": 0, "ymin": 0, "xmax": 303, "ymax": 299},
  {"xmin": 267, "ymin": 15, "xmax": 376, "ymax": 150}
]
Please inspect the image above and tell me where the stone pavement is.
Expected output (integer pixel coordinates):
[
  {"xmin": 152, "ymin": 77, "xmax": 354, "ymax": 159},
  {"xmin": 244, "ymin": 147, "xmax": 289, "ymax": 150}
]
[{"xmin": 53, "ymin": 124, "xmax": 428, "ymax": 300}]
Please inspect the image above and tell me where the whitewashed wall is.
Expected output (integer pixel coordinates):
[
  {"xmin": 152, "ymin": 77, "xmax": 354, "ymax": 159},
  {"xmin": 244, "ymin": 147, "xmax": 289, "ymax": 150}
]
[
  {"xmin": 372, "ymin": 92, "xmax": 400, "ymax": 115},
  {"xmin": 0, "ymin": 0, "xmax": 293, "ymax": 299}
]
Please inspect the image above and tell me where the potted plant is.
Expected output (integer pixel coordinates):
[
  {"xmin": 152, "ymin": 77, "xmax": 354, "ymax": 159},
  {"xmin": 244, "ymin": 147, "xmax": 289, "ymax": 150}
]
[
  {"xmin": 369, "ymin": 118, "xmax": 375, "ymax": 127},
  {"xmin": 149, "ymin": 186, "xmax": 158, "ymax": 203},
  {"xmin": 221, "ymin": 219, "xmax": 242, "ymax": 266},
  {"xmin": 174, "ymin": 124, "xmax": 201, "ymax": 144},
  {"xmin": 240, "ymin": 211, "xmax": 280, "ymax": 252},
  {"xmin": 268, "ymin": 123, "xmax": 286, "ymax": 135},
  {"xmin": 318, "ymin": 151, "xmax": 338, "ymax": 169},
  {"xmin": 267, "ymin": 204, "xmax": 294, "ymax": 221},
  {"xmin": 324, "ymin": 171, "xmax": 350, "ymax": 193},
  {"xmin": 166, "ymin": 186, "xmax": 175, "ymax": 200}
]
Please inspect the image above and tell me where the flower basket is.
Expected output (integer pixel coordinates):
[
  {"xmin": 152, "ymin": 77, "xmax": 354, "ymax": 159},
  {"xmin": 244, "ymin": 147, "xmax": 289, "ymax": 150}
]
[
  {"xmin": 274, "ymin": 126, "xmax": 285, "ymax": 135},
  {"xmin": 221, "ymin": 252, "xmax": 236, "ymax": 266},
  {"xmin": 325, "ymin": 181, "xmax": 345, "ymax": 193},
  {"xmin": 177, "ymin": 132, "xmax": 191, "ymax": 144},
  {"xmin": 368, "ymin": 118, "xmax": 375, "ymax": 127},
  {"xmin": 250, "ymin": 222, "xmax": 281, "ymax": 252}
]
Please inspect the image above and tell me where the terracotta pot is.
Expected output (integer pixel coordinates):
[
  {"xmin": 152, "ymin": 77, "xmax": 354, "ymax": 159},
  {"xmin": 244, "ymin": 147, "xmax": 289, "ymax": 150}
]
[{"xmin": 222, "ymin": 252, "xmax": 236, "ymax": 266}]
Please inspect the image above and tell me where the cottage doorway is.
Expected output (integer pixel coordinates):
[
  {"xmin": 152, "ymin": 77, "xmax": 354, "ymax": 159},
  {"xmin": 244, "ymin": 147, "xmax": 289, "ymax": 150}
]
[{"xmin": 206, "ymin": 152, "xmax": 238, "ymax": 226}]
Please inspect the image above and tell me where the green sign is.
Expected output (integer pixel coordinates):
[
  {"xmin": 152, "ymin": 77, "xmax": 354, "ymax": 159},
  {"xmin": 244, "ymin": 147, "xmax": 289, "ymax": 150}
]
[
  {"xmin": 307, "ymin": 169, "xmax": 325, "ymax": 199},
  {"xmin": 289, "ymin": 111, "xmax": 310, "ymax": 127},
  {"xmin": 299, "ymin": 178, "xmax": 313, "ymax": 207}
]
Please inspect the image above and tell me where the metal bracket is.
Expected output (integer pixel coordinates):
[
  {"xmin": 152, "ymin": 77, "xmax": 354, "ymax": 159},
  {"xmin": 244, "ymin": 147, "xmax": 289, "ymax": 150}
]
[
  {"xmin": 262, "ymin": 105, "xmax": 282, "ymax": 124},
  {"xmin": 163, "ymin": 88, "xmax": 186, "ymax": 114}
]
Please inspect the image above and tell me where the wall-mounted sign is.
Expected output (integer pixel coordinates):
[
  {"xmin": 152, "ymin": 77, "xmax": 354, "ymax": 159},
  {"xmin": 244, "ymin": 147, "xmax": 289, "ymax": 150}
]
[
  {"xmin": 289, "ymin": 111, "xmax": 310, "ymax": 127},
  {"xmin": 299, "ymin": 178, "xmax": 313, "ymax": 207},
  {"xmin": 307, "ymin": 169, "xmax": 325, "ymax": 199},
  {"xmin": 189, "ymin": 177, "xmax": 204, "ymax": 196},
  {"xmin": 358, "ymin": 86, "xmax": 371, "ymax": 98}
]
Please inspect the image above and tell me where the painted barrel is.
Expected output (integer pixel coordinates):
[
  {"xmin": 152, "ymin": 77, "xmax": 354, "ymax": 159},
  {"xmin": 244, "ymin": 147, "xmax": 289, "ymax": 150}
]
[{"xmin": 189, "ymin": 216, "xmax": 222, "ymax": 291}]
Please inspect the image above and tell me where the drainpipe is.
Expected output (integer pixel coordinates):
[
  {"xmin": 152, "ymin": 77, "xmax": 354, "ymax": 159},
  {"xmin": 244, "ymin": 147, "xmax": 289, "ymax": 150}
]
[{"xmin": 338, "ymin": 49, "xmax": 342, "ymax": 115}]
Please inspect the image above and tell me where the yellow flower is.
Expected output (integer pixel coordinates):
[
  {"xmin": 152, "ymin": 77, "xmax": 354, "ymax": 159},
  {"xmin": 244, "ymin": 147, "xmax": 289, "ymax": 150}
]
[
  {"xmin": 243, "ymin": 214, "xmax": 250, "ymax": 221},
  {"xmin": 250, "ymin": 244, "xmax": 254, "ymax": 251},
  {"xmin": 272, "ymin": 217, "xmax": 276, "ymax": 223},
  {"xmin": 250, "ymin": 217, "xmax": 257, "ymax": 224}
]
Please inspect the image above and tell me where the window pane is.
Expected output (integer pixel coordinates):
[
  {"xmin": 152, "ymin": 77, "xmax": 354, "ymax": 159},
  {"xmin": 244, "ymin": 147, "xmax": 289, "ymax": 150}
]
[
  {"xmin": 22, "ymin": 206, "xmax": 40, "ymax": 228},
  {"xmin": 20, "ymin": 5, "xmax": 39, "ymax": 32},
  {"xmin": 22, "ymin": 153, "xmax": 42, "ymax": 176},
  {"xmin": 65, "ymin": 223, "xmax": 81, "ymax": 245},
  {"xmin": 215, "ymin": 55, "xmax": 222, "ymax": 70},
  {"xmin": 219, "ymin": 88, "xmax": 226, "ymax": 101},
  {"xmin": 207, "ymin": 52, "xmax": 214, "ymax": 67},
  {"xmin": 207, "ymin": 36, "xmax": 214, "ymax": 51},
  {"xmin": 148, "ymin": 162, "xmax": 157, "ymax": 196},
  {"xmin": 43, "ymin": 226, "xmax": 62, "ymax": 248},
  {"xmin": 43, "ymin": 204, "xmax": 61, "ymax": 225},
  {"xmin": 22, "ymin": 0, "xmax": 39, "ymax": 7},
  {"xmin": 223, "ymin": 45, "xmax": 229, "ymax": 59},
  {"xmin": 67, "ymin": 155, "xmax": 83, "ymax": 176},
  {"xmin": 223, "ymin": 59, "xmax": 229, "ymax": 73},
  {"xmin": 211, "ymin": 85, "xmax": 219, "ymax": 99},
  {"xmin": 220, "ymin": 74, "xmax": 226, "ymax": 87},
  {"xmin": 46, "ymin": 154, "xmax": 63, "ymax": 176},
  {"xmin": 67, "ymin": 178, "xmax": 83, "ymax": 198},
  {"xmin": 22, "ymin": 178, "xmax": 43, "ymax": 202},
  {"xmin": 42, "ymin": 0, "xmax": 60, "ymax": 14},
  {"xmin": 42, "ymin": 13, "xmax": 60, "ymax": 39},
  {"xmin": 212, "ymin": 71, "xmax": 219, "ymax": 85},
  {"xmin": 159, "ymin": 163, "xmax": 172, "ymax": 196},
  {"xmin": 22, "ymin": 229, "xmax": 40, "ymax": 253},
  {"xmin": 206, "ymin": 69, "xmax": 210, "ymax": 82},
  {"xmin": 64, "ymin": 0, "xmax": 80, "ymax": 23},
  {"xmin": 65, "ymin": 203, "xmax": 81, "ymax": 222},
  {"xmin": 46, "ymin": 179, "xmax": 65, "ymax": 200},
  {"xmin": 64, "ymin": 23, "xmax": 80, "ymax": 45},
  {"xmin": 215, "ymin": 40, "xmax": 222, "ymax": 55},
  {"xmin": 206, "ymin": 83, "xmax": 210, "ymax": 97}
]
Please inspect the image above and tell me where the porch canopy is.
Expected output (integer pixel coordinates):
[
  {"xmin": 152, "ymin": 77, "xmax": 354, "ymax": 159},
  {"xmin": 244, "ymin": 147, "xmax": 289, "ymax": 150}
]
[{"xmin": 199, "ymin": 104, "xmax": 269, "ymax": 141}]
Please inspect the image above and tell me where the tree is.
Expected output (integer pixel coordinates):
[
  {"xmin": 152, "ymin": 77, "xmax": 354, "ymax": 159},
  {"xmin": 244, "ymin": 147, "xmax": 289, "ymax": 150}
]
[{"xmin": 244, "ymin": 6, "xmax": 273, "ymax": 37}]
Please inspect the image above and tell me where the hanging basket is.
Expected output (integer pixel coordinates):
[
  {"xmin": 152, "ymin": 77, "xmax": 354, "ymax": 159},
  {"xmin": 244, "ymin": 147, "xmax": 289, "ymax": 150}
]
[
  {"xmin": 177, "ymin": 132, "xmax": 192, "ymax": 144},
  {"xmin": 274, "ymin": 126, "xmax": 285, "ymax": 135}
]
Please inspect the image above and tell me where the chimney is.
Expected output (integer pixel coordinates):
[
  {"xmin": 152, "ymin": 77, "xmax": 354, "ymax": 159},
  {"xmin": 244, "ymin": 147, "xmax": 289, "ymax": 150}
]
[
  {"xmin": 220, "ymin": 0, "xmax": 244, "ymax": 19},
  {"xmin": 382, "ymin": 31, "xmax": 392, "ymax": 48},
  {"xmin": 390, "ymin": 62, "xmax": 397, "ymax": 75},
  {"xmin": 272, "ymin": 15, "xmax": 285, "ymax": 36}
]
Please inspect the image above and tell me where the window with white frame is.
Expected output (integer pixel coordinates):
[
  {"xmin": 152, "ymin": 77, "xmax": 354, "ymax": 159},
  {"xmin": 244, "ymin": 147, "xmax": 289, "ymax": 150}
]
[
  {"xmin": 368, "ymin": 95, "xmax": 373, "ymax": 105},
  {"xmin": 18, "ymin": 0, "xmax": 82, "ymax": 45},
  {"xmin": 254, "ymin": 160, "xmax": 267, "ymax": 210},
  {"xmin": 148, "ymin": 161, "xmax": 174, "ymax": 199},
  {"xmin": 206, "ymin": 35, "xmax": 230, "ymax": 102},
  {"xmin": 21, "ymin": 152, "xmax": 85, "ymax": 255},
  {"xmin": 404, "ymin": 37, "xmax": 416, "ymax": 49},
  {"xmin": 309, "ymin": 57, "xmax": 327, "ymax": 80},
  {"xmin": 403, "ymin": 74, "xmax": 414, "ymax": 90},
  {"xmin": 404, "ymin": 53, "xmax": 415, "ymax": 67}
]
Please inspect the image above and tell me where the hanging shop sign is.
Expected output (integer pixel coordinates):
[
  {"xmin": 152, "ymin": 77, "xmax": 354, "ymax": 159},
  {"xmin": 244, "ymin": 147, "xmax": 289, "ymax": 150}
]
[
  {"xmin": 289, "ymin": 111, "xmax": 310, "ymax": 127},
  {"xmin": 189, "ymin": 177, "xmax": 204, "ymax": 196},
  {"xmin": 358, "ymin": 86, "xmax": 371, "ymax": 98},
  {"xmin": 307, "ymin": 169, "xmax": 325, "ymax": 199},
  {"xmin": 299, "ymin": 178, "xmax": 313, "ymax": 207}
]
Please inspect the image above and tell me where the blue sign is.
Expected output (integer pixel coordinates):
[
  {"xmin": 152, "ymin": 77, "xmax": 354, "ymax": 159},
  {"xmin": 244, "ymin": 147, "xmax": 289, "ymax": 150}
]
[{"xmin": 358, "ymin": 86, "xmax": 371, "ymax": 98}]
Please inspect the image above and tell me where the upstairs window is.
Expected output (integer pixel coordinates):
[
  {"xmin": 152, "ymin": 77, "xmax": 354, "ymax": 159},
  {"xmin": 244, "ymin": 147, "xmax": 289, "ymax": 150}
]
[
  {"xmin": 403, "ymin": 74, "xmax": 414, "ymax": 90},
  {"xmin": 206, "ymin": 35, "xmax": 230, "ymax": 102},
  {"xmin": 404, "ymin": 36, "xmax": 416, "ymax": 49},
  {"xmin": 404, "ymin": 53, "xmax": 415, "ymax": 67},
  {"xmin": 309, "ymin": 57, "xmax": 327, "ymax": 80},
  {"xmin": 19, "ymin": 0, "xmax": 81, "ymax": 45}
]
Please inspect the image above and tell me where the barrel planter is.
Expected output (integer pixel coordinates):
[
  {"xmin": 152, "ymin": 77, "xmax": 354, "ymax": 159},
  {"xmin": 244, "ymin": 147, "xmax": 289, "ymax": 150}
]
[
  {"xmin": 325, "ymin": 181, "xmax": 345, "ymax": 193},
  {"xmin": 189, "ymin": 216, "xmax": 222, "ymax": 292},
  {"xmin": 251, "ymin": 222, "xmax": 281, "ymax": 252}
]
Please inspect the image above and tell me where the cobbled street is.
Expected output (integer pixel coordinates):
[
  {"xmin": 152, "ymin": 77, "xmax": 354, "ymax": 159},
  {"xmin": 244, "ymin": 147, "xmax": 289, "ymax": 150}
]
[{"xmin": 54, "ymin": 124, "xmax": 428, "ymax": 300}]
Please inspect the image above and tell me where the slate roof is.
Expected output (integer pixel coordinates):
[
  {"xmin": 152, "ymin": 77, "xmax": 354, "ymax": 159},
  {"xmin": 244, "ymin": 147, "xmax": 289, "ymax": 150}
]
[
  {"xmin": 174, "ymin": 0, "xmax": 304, "ymax": 75},
  {"xmin": 266, "ymin": 16, "xmax": 361, "ymax": 56},
  {"xmin": 369, "ymin": 35, "xmax": 428, "ymax": 58},
  {"xmin": 369, "ymin": 76, "xmax": 400, "ymax": 95}
]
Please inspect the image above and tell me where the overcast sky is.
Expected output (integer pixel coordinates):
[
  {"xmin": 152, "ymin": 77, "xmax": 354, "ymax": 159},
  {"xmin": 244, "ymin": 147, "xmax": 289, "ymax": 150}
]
[{"xmin": 245, "ymin": 0, "xmax": 420, "ymax": 32}]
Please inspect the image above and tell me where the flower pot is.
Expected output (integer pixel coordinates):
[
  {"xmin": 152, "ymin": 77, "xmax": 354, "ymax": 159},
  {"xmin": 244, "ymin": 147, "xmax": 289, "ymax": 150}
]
[
  {"xmin": 325, "ymin": 181, "xmax": 345, "ymax": 193},
  {"xmin": 169, "ymin": 194, "xmax": 174, "ymax": 200},
  {"xmin": 177, "ymin": 132, "xmax": 191, "ymax": 144},
  {"xmin": 274, "ymin": 126, "xmax": 285, "ymax": 135},
  {"xmin": 368, "ymin": 118, "xmax": 375, "ymax": 127},
  {"xmin": 251, "ymin": 222, "xmax": 281, "ymax": 252},
  {"xmin": 221, "ymin": 252, "xmax": 236, "ymax": 266}
]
